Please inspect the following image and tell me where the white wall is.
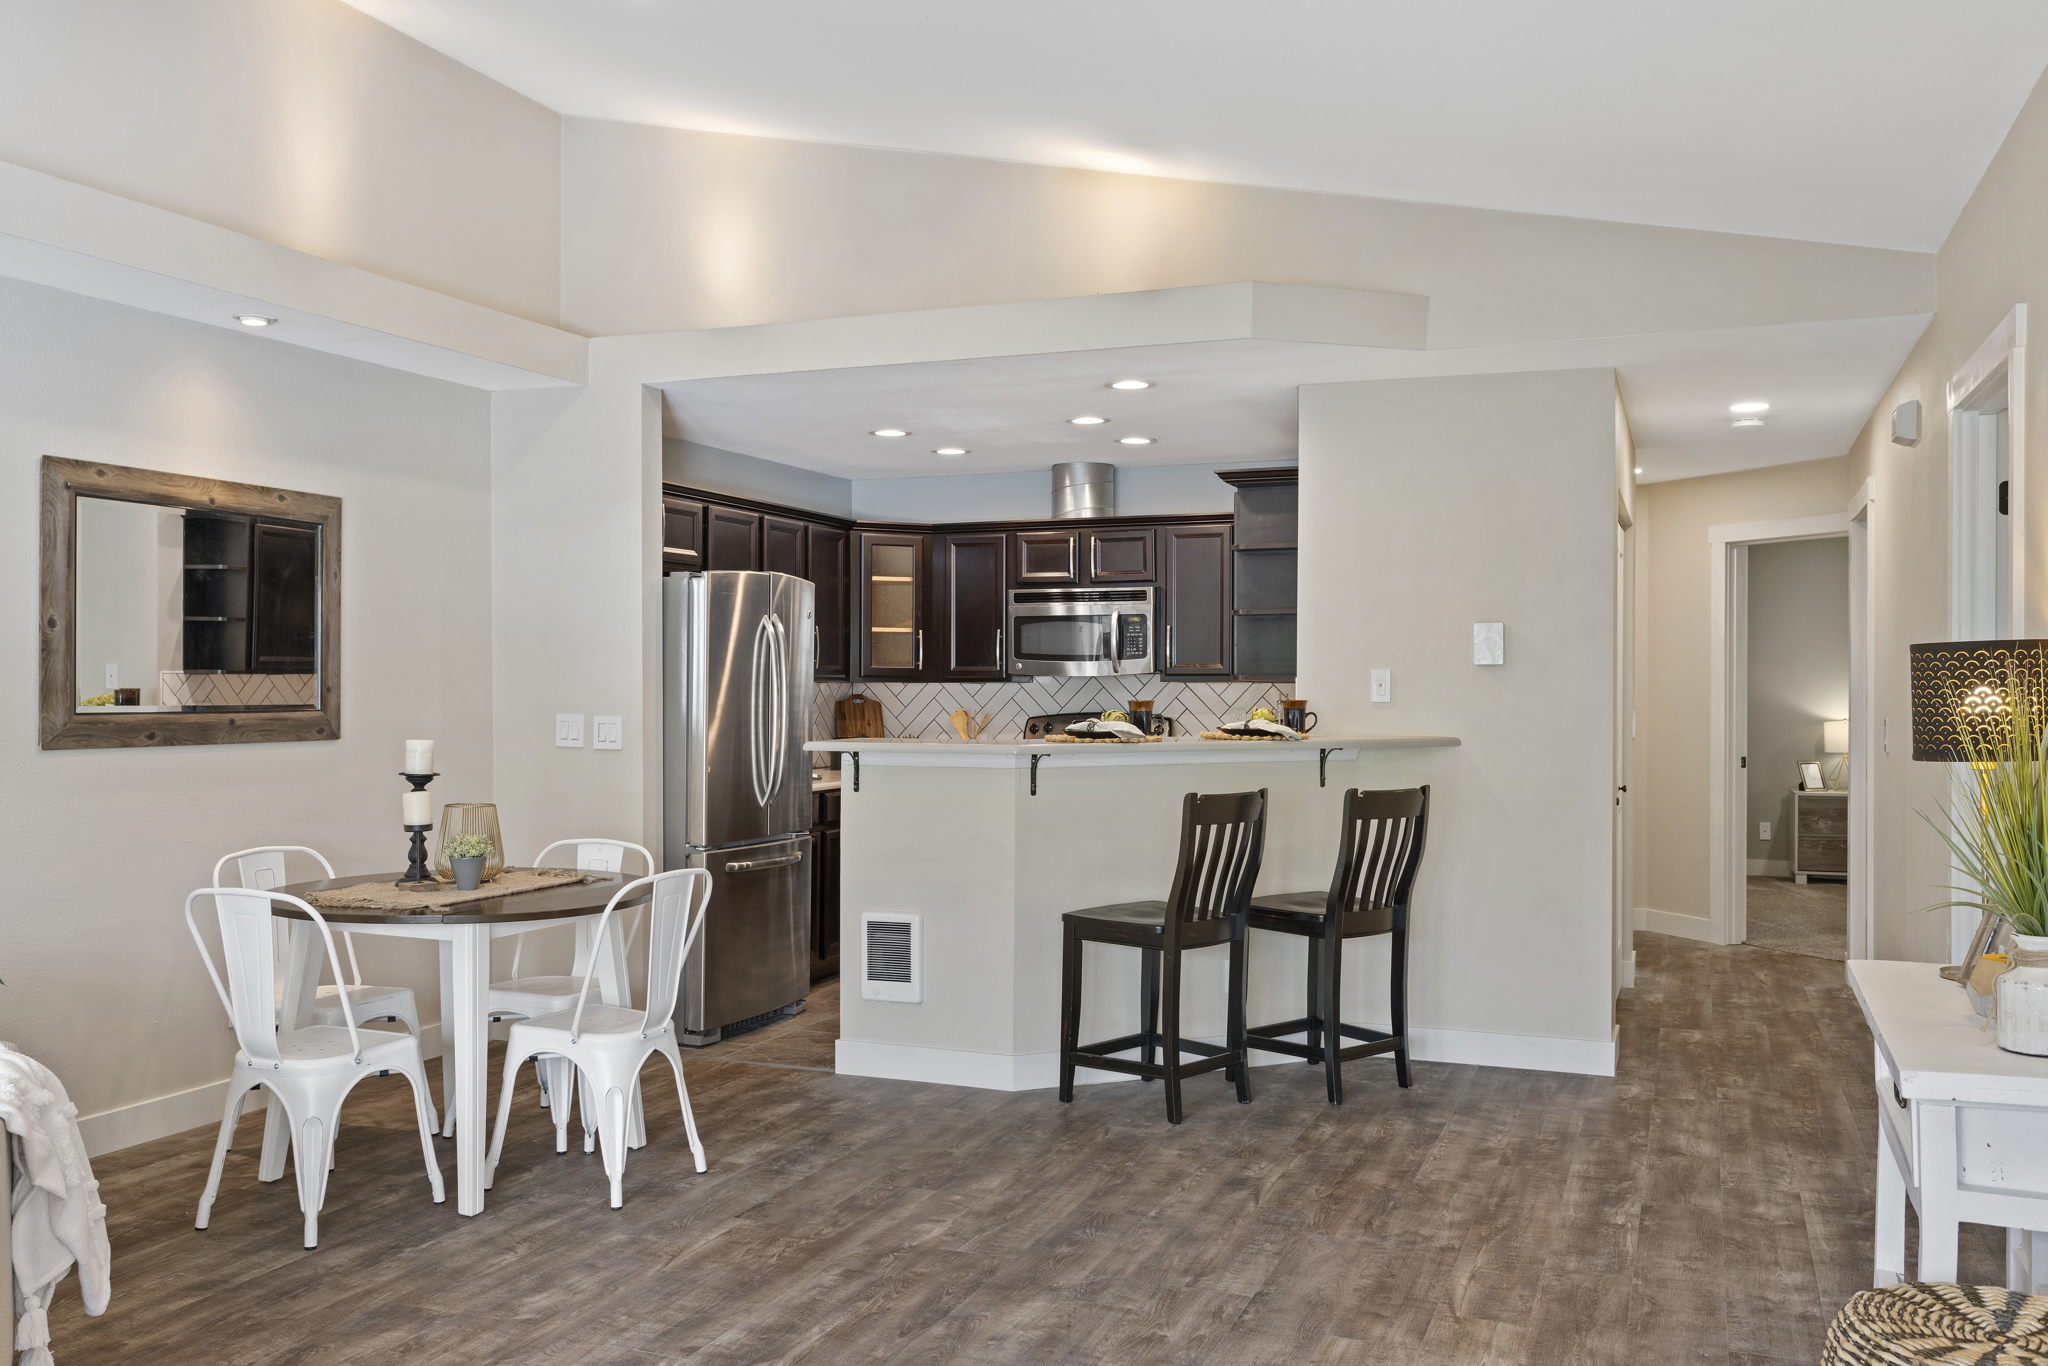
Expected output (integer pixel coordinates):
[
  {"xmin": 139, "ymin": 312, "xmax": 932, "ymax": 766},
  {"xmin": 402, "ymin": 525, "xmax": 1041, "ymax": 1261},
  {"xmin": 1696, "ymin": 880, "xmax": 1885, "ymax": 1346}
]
[
  {"xmin": 849, "ymin": 460, "xmax": 1272, "ymax": 523},
  {"xmin": 0, "ymin": 0, "xmax": 564, "ymax": 326},
  {"xmin": 1745, "ymin": 538, "xmax": 1850, "ymax": 866},
  {"xmin": 559, "ymin": 116, "xmax": 1932, "ymax": 340},
  {"xmin": 662, "ymin": 439, "xmax": 853, "ymax": 518},
  {"xmin": 1297, "ymin": 369, "xmax": 1619, "ymax": 1053},
  {"xmin": 0, "ymin": 275, "xmax": 494, "ymax": 1145},
  {"xmin": 1632, "ymin": 457, "xmax": 1858, "ymax": 926}
]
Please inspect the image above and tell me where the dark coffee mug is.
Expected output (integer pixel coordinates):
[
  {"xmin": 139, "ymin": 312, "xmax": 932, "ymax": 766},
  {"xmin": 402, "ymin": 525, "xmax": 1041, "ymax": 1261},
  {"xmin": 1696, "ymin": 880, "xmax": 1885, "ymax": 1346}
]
[{"xmin": 1282, "ymin": 705, "xmax": 1317, "ymax": 733}]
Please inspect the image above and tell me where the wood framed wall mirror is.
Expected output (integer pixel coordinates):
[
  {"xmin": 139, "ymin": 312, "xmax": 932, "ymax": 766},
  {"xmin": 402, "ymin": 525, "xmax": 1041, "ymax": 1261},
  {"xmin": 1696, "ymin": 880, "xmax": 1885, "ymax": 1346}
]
[{"xmin": 39, "ymin": 457, "xmax": 341, "ymax": 749}]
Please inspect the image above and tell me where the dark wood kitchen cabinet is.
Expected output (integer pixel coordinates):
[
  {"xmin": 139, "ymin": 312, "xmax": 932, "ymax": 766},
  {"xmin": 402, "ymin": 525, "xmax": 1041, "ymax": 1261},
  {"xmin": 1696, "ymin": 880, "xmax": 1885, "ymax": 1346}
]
[
  {"xmin": 937, "ymin": 532, "xmax": 1009, "ymax": 679},
  {"xmin": 705, "ymin": 506, "xmax": 762, "ymax": 571},
  {"xmin": 810, "ymin": 786, "xmax": 841, "ymax": 981},
  {"xmin": 807, "ymin": 524, "xmax": 850, "ymax": 679},
  {"xmin": 1159, "ymin": 523, "xmax": 1233, "ymax": 678},
  {"xmin": 662, "ymin": 496, "xmax": 705, "ymax": 572},
  {"xmin": 857, "ymin": 531, "xmax": 930, "ymax": 680},
  {"xmin": 1085, "ymin": 526, "xmax": 1157, "ymax": 583},
  {"xmin": 249, "ymin": 522, "xmax": 320, "ymax": 671},
  {"xmin": 762, "ymin": 515, "xmax": 808, "ymax": 578},
  {"xmin": 1012, "ymin": 528, "xmax": 1082, "ymax": 585}
]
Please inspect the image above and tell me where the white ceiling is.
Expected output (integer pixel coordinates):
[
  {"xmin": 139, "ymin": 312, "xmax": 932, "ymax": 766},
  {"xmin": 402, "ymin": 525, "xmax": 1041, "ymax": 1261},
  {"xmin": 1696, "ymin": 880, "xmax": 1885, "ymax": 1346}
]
[
  {"xmin": 658, "ymin": 314, "xmax": 1929, "ymax": 484},
  {"xmin": 344, "ymin": 0, "xmax": 2048, "ymax": 251}
]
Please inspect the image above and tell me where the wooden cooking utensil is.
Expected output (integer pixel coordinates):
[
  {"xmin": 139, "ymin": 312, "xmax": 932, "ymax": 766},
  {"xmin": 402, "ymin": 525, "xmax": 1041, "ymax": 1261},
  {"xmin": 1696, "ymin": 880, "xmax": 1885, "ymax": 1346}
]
[{"xmin": 948, "ymin": 709, "xmax": 973, "ymax": 740}]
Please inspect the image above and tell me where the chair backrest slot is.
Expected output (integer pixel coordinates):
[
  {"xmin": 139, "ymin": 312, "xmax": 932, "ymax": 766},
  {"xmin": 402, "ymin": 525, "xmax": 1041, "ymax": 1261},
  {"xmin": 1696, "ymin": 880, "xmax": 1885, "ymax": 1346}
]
[{"xmin": 1165, "ymin": 789, "xmax": 1268, "ymax": 925}]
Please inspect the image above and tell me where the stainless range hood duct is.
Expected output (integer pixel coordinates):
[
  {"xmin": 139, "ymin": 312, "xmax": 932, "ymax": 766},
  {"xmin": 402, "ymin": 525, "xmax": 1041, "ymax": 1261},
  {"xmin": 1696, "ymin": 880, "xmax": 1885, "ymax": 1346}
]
[{"xmin": 1051, "ymin": 462, "xmax": 1116, "ymax": 519}]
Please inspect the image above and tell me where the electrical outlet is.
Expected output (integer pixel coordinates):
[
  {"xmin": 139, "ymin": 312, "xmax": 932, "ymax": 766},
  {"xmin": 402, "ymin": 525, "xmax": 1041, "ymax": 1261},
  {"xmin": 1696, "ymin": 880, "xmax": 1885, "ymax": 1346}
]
[
  {"xmin": 1473, "ymin": 623, "xmax": 1505, "ymax": 666},
  {"xmin": 104, "ymin": 663, "xmax": 120, "ymax": 690},
  {"xmin": 555, "ymin": 713, "xmax": 584, "ymax": 748},
  {"xmin": 1758, "ymin": 821, "xmax": 1772, "ymax": 841},
  {"xmin": 593, "ymin": 715, "xmax": 623, "ymax": 750},
  {"xmin": 1370, "ymin": 669, "xmax": 1392, "ymax": 703}
]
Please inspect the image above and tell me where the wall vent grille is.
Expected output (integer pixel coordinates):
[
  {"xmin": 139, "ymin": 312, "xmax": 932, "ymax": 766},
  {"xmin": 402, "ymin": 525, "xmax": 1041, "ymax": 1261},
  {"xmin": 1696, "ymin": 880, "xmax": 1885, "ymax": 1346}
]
[{"xmin": 861, "ymin": 912, "xmax": 921, "ymax": 1003}]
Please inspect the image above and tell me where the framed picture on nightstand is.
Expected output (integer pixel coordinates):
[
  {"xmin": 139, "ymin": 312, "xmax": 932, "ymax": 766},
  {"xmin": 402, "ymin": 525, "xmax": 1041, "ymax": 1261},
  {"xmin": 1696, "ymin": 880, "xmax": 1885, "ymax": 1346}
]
[{"xmin": 1798, "ymin": 760, "xmax": 1826, "ymax": 791}]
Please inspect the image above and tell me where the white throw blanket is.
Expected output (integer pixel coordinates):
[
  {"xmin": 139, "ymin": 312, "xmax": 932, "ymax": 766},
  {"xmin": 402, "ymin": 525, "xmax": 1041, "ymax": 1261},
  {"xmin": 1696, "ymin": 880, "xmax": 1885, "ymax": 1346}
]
[{"xmin": 0, "ymin": 1046, "xmax": 108, "ymax": 1366}]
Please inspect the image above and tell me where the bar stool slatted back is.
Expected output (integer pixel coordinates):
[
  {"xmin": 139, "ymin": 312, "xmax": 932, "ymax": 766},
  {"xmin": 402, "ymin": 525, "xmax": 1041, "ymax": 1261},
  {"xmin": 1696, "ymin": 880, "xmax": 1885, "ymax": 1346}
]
[
  {"xmin": 1058, "ymin": 789, "xmax": 1268, "ymax": 1124},
  {"xmin": 1247, "ymin": 785, "xmax": 1431, "ymax": 1103}
]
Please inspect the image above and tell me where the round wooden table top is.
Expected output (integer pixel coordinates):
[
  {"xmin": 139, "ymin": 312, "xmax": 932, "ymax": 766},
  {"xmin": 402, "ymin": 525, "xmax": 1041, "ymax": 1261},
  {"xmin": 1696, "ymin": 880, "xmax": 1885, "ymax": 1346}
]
[{"xmin": 271, "ymin": 870, "xmax": 646, "ymax": 925}]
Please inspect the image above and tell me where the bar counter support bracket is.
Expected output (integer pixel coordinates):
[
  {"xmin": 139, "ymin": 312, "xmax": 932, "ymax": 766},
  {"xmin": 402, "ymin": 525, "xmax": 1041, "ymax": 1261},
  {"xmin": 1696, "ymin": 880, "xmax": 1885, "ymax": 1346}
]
[
  {"xmin": 844, "ymin": 752, "xmax": 861, "ymax": 793},
  {"xmin": 1319, "ymin": 748, "xmax": 1333, "ymax": 788},
  {"xmin": 1031, "ymin": 752, "xmax": 1045, "ymax": 796}
]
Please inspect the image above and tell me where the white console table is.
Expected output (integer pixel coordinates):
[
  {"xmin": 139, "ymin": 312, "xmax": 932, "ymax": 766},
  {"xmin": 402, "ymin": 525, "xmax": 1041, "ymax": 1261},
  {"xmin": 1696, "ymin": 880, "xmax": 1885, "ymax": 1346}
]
[{"xmin": 1848, "ymin": 958, "xmax": 2048, "ymax": 1289}]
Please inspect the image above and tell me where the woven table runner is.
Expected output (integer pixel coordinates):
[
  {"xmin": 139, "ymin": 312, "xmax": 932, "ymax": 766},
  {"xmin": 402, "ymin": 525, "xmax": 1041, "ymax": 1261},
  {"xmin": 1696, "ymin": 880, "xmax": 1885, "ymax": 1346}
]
[
  {"xmin": 1198, "ymin": 731, "xmax": 1302, "ymax": 741},
  {"xmin": 1042, "ymin": 734, "xmax": 1163, "ymax": 744},
  {"xmin": 304, "ymin": 866, "xmax": 594, "ymax": 913}
]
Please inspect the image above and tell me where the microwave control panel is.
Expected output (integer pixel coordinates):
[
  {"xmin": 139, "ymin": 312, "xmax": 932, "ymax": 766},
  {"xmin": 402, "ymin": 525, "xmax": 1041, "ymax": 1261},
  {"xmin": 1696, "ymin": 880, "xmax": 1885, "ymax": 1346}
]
[{"xmin": 1118, "ymin": 614, "xmax": 1150, "ymax": 661}]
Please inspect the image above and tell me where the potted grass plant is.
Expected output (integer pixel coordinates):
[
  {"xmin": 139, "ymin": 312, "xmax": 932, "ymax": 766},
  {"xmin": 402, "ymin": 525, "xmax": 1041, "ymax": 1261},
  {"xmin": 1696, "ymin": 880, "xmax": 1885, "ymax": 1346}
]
[
  {"xmin": 444, "ymin": 832, "xmax": 495, "ymax": 892},
  {"xmin": 1928, "ymin": 672, "xmax": 2048, "ymax": 1053}
]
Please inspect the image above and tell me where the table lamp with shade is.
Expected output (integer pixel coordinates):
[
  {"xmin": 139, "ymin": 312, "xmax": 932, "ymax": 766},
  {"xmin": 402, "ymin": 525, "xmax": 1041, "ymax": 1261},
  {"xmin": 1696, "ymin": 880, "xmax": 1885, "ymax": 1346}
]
[
  {"xmin": 1908, "ymin": 639, "xmax": 2048, "ymax": 982},
  {"xmin": 1822, "ymin": 717, "xmax": 1850, "ymax": 789}
]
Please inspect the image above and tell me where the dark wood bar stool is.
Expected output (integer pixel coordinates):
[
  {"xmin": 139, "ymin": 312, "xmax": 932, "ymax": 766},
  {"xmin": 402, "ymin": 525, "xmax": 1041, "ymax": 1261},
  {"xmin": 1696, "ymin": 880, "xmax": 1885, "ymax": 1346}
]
[
  {"xmin": 1058, "ymin": 789, "xmax": 1268, "ymax": 1124},
  {"xmin": 1245, "ymin": 785, "xmax": 1431, "ymax": 1104}
]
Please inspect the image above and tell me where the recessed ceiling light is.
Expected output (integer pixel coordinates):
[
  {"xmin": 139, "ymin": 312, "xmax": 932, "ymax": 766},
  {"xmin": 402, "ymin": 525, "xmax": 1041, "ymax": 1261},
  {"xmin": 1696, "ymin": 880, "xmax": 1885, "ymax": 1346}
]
[
  {"xmin": 934, "ymin": 447, "xmax": 969, "ymax": 456},
  {"xmin": 1733, "ymin": 417, "xmax": 1766, "ymax": 429},
  {"xmin": 1729, "ymin": 401, "xmax": 1770, "ymax": 414},
  {"xmin": 1108, "ymin": 379, "xmax": 1151, "ymax": 390},
  {"xmin": 235, "ymin": 314, "xmax": 277, "ymax": 327},
  {"xmin": 1068, "ymin": 415, "xmax": 1108, "ymax": 425},
  {"xmin": 1634, "ymin": 466, "xmax": 1644, "ymax": 475},
  {"xmin": 1117, "ymin": 435, "xmax": 1155, "ymax": 445},
  {"xmin": 870, "ymin": 428, "xmax": 910, "ymax": 438}
]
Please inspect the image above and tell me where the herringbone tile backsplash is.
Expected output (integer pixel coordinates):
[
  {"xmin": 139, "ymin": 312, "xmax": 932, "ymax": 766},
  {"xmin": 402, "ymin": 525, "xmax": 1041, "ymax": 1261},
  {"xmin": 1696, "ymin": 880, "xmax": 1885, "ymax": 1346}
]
[{"xmin": 811, "ymin": 676, "xmax": 1293, "ymax": 742}]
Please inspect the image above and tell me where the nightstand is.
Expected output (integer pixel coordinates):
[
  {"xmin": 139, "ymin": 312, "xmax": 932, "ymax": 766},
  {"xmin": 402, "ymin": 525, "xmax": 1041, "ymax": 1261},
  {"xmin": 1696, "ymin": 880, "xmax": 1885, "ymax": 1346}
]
[{"xmin": 1794, "ymin": 789, "xmax": 1848, "ymax": 883}]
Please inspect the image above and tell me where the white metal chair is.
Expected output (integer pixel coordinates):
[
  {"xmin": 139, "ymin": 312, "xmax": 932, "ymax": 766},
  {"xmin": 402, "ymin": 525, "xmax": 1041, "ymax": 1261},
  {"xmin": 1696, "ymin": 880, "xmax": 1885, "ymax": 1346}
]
[
  {"xmin": 469, "ymin": 839, "xmax": 656, "ymax": 1145},
  {"xmin": 214, "ymin": 846, "xmax": 426, "ymax": 1041},
  {"xmin": 186, "ymin": 887, "xmax": 443, "ymax": 1248},
  {"xmin": 487, "ymin": 868, "xmax": 711, "ymax": 1208}
]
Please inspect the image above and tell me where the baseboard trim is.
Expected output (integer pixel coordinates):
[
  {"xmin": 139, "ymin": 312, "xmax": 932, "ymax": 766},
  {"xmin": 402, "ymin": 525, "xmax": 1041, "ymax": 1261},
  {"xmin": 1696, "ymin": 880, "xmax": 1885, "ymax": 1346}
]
[
  {"xmin": 77, "ymin": 1022, "xmax": 445, "ymax": 1158},
  {"xmin": 837, "ymin": 1022, "xmax": 1617, "ymax": 1092},
  {"xmin": 1746, "ymin": 859, "xmax": 1791, "ymax": 878},
  {"xmin": 1618, "ymin": 952, "xmax": 1637, "ymax": 992},
  {"xmin": 1637, "ymin": 907, "xmax": 1715, "ymax": 942}
]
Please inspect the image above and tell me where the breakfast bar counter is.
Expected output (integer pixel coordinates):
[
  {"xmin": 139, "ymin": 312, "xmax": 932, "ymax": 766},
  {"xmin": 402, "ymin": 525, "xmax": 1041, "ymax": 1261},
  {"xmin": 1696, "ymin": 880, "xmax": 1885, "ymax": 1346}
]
[{"xmin": 805, "ymin": 732, "xmax": 1459, "ymax": 1091}]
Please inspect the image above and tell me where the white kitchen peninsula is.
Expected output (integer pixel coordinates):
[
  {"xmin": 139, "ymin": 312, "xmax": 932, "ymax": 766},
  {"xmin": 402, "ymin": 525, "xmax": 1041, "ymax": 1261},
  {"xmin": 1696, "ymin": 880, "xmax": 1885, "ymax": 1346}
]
[{"xmin": 806, "ymin": 734, "xmax": 1459, "ymax": 1090}]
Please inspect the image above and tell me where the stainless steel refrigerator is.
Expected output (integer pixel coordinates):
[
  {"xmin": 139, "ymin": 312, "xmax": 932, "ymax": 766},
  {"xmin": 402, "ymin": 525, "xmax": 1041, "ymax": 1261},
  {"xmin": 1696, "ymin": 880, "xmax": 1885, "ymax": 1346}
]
[{"xmin": 663, "ymin": 571, "xmax": 815, "ymax": 1044}]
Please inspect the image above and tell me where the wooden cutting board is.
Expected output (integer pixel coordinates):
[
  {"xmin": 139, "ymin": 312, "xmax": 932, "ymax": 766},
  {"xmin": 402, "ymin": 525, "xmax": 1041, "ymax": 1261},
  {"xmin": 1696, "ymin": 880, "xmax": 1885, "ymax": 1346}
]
[{"xmin": 835, "ymin": 693, "xmax": 884, "ymax": 738}]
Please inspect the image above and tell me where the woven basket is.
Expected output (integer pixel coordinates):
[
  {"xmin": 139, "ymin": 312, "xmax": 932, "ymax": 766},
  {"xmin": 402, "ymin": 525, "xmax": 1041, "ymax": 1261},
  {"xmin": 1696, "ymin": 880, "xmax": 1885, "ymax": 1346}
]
[{"xmin": 1825, "ymin": 1284, "xmax": 2048, "ymax": 1364}]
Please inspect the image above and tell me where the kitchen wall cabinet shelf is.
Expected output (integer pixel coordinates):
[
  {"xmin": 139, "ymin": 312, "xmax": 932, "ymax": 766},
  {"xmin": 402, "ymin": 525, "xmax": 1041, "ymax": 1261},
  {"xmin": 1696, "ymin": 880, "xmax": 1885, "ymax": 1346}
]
[
  {"xmin": 1218, "ymin": 468, "xmax": 1298, "ymax": 681},
  {"xmin": 664, "ymin": 476, "xmax": 1294, "ymax": 687}
]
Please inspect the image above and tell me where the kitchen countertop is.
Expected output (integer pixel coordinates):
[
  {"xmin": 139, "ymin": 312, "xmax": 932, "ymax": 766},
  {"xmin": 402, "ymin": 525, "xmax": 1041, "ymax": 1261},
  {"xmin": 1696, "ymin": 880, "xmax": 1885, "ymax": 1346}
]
[{"xmin": 802, "ymin": 734, "xmax": 1458, "ymax": 769}]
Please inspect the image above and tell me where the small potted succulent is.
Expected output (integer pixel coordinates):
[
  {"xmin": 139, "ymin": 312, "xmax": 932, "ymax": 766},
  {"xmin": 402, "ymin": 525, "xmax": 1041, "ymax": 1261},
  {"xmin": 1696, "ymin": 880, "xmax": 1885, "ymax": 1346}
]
[{"xmin": 444, "ymin": 833, "xmax": 496, "ymax": 891}]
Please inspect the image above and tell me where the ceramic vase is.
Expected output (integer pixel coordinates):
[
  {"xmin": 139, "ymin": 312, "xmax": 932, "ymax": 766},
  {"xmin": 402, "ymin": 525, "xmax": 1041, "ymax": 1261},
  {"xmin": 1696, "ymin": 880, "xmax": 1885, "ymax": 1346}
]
[
  {"xmin": 450, "ymin": 855, "xmax": 485, "ymax": 892},
  {"xmin": 1996, "ymin": 933, "xmax": 2048, "ymax": 1055}
]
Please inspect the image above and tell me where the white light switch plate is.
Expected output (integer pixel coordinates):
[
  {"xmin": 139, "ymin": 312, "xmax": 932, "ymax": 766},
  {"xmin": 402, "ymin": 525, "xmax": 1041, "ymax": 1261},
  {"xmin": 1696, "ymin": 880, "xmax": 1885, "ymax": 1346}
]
[
  {"xmin": 593, "ymin": 715, "xmax": 623, "ymax": 750},
  {"xmin": 104, "ymin": 663, "xmax": 120, "ymax": 690},
  {"xmin": 1473, "ymin": 622, "xmax": 1505, "ymax": 666},
  {"xmin": 1370, "ymin": 669, "xmax": 1392, "ymax": 703},
  {"xmin": 1758, "ymin": 822, "xmax": 1772, "ymax": 841},
  {"xmin": 555, "ymin": 713, "xmax": 584, "ymax": 748}
]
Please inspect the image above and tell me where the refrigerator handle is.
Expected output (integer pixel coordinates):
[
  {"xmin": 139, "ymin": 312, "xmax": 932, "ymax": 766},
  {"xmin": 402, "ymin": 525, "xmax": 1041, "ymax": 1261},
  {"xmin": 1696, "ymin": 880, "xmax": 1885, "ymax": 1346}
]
[
  {"xmin": 768, "ymin": 612, "xmax": 789, "ymax": 801},
  {"xmin": 750, "ymin": 615, "xmax": 775, "ymax": 808}
]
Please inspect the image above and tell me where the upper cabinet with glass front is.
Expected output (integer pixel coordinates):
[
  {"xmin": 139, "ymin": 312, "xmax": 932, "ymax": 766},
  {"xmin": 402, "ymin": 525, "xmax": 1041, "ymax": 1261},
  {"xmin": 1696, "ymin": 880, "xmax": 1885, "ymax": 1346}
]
[
  {"xmin": 40, "ymin": 458, "xmax": 341, "ymax": 748},
  {"xmin": 856, "ymin": 530, "xmax": 929, "ymax": 680}
]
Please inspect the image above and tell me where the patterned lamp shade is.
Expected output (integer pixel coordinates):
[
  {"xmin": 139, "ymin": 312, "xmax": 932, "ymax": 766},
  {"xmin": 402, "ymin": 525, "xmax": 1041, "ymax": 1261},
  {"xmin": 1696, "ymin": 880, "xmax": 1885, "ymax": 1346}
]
[{"xmin": 1908, "ymin": 639, "xmax": 2048, "ymax": 761}]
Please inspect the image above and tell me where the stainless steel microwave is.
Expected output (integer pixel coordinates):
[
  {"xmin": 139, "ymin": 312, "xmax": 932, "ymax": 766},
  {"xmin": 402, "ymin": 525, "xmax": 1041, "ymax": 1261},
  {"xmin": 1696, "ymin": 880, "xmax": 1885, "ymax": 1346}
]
[{"xmin": 1006, "ymin": 587, "xmax": 1153, "ymax": 676}]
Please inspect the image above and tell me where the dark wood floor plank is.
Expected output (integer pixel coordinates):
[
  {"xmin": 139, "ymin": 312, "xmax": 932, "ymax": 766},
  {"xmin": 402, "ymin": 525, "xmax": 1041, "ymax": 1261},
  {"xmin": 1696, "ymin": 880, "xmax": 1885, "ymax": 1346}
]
[{"xmin": 46, "ymin": 936, "xmax": 1895, "ymax": 1365}]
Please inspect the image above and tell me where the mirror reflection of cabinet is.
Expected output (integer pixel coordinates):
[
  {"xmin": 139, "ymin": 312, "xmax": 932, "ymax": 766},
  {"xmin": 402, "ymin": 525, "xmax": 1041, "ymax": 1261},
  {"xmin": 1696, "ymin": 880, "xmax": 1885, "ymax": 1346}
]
[
  {"xmin": 41, "ymin": 457, "xmax": 340, "ymax": 749},
  {"xmin": 858, "ymin": 531, "xmax": 928, "ymax": 679}
]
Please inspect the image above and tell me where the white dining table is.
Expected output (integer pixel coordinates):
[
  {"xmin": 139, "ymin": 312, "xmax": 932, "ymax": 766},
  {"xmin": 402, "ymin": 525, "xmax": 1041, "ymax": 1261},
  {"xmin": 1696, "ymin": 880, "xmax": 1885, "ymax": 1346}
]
[{"xmin": 262, "ymin": 870, "xmax": 646, "ymax": 1216}]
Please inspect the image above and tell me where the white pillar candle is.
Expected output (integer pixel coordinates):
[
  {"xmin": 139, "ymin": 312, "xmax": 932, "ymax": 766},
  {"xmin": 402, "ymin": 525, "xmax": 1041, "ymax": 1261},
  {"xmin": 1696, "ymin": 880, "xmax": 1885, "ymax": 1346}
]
[
  {"xmin": 404, "ymin": 739, "xmax": 435, "ymax": 773},
  {"xmin": 402, "ymin": 791, "xmax": 432, "ymax": 827}
]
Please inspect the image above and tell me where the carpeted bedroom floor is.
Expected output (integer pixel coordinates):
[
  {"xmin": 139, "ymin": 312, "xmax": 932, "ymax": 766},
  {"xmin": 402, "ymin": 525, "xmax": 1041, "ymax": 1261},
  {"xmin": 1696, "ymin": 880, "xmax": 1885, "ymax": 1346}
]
[{"xmin": 1746, "ymin": 875, "xmax": 1847, "ymax": 961}]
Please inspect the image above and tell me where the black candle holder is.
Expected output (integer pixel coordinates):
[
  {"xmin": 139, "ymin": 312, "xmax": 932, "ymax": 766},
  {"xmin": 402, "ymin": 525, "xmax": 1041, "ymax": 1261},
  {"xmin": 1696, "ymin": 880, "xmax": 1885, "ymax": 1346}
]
[{"xmin": 396, "ymin": 771, "xmax": 440, "ymax": 889}]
